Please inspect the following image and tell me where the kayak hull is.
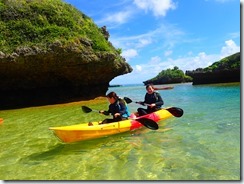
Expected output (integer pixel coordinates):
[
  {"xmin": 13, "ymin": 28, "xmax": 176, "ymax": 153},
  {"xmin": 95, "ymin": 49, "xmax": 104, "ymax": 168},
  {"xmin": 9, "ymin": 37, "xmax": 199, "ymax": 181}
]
[
  {"xmin": 49, "ymin": 120, "xmax": 131, "ymax": 143},
  {"xmin": 49, "ymin": 108, "xmax": 173, "ymax": 143},
  {"xmin": 130, "ymin": 108, "xmax": 173, "ymax": 130}
]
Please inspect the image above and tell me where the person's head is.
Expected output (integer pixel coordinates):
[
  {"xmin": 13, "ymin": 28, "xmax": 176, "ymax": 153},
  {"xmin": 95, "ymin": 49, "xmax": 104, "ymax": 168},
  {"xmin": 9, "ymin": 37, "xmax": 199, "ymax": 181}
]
[
  {"xmin": 146, "ymin": 84, "xmax": 154, "ymax": 94},
  {"xmin": 106, "ymin": 91, "xmax": 119, "ymax": 104}
]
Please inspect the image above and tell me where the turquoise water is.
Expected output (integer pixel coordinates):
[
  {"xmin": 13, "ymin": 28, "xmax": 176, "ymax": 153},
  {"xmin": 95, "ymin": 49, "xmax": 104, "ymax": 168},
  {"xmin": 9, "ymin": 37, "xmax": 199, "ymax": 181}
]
[{"xmin": 0, "ymin": 82, "xmax": 240, "ymax": 180}]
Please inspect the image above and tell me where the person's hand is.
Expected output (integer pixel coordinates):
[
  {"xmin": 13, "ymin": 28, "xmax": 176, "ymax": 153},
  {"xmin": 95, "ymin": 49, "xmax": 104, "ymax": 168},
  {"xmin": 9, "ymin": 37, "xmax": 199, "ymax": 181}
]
[
  {"xmin": 149, "ymin": 103, "xmax": 156, "ymax": 108},
  {"xmin": 137, "ymin": 101, "xmax": 145, "ymax": 105},
  {"xmin": 114, "ymin": 113, "xmax": 121, "ymax": 117}
]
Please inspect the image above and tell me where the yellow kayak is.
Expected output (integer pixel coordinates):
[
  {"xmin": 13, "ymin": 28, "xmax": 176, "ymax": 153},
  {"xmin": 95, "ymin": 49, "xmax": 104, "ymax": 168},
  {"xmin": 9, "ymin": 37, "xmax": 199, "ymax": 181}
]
[{"xmin": 49, "ymin": 108, "xmax": 179, "ymax": 143}]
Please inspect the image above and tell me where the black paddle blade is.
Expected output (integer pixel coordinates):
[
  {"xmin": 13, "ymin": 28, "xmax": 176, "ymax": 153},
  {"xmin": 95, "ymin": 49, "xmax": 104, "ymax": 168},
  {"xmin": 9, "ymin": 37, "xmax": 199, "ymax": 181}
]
[
  {"xmin": 166, "ymin": 107, "xmax": 184, "ymax": 117},
  {"xmin": 136, "ymin": 118, "xmax": 159, "ymax": 130},
  {"xmin": 123, "ymin": 97, "xmax": 132, "ymax": 104},
  {"xmin": 81, "ymin": 106, "xmax": 92, "ymax": 113}
]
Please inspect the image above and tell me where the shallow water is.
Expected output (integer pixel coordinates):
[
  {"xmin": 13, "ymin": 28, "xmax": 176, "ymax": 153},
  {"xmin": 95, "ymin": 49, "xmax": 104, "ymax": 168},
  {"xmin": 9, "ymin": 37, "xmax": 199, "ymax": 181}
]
[{"xmin": 0, "ymin": 82, "xmax": 240, "ymax": 180}]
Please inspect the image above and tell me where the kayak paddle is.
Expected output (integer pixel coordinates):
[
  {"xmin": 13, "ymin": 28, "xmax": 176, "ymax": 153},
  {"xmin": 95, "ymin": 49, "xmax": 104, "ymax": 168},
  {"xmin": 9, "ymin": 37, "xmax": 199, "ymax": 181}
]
[
  {"xmin": 81, "ymin": 106, "xmax": 158, "ymax": 130},
  {"xmin": 123, "ymin": 97, "xmax": 184, "ymax": 118},
  {"xmin": 82, "ymin": 106, "xmax": 99, "ymax": 113}
]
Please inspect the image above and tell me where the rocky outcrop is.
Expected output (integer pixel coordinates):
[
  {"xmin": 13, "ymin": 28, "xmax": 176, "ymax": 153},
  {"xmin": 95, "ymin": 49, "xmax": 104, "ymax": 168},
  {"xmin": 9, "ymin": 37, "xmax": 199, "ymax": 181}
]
[
  {"xmin": 186, "ymin": 69, "xmax": 240, "ymax": 85},
  {"xmin": 143, "ymin": 77, "xmax": 190, "ymax": 85},
  {"xmin": 143, "ymin": 66, "xmax": 192, "ymax": 85},
  {"xmin": 0, "ymin": 40, "xmax": 132, "ymax": 110},
  {"xmin": 0, "ymin": 0, "xmax": 132, "ymax": 109},
  {"xmin": 186, "ymin": 52, "xmax": 240, "ymax": 85}
]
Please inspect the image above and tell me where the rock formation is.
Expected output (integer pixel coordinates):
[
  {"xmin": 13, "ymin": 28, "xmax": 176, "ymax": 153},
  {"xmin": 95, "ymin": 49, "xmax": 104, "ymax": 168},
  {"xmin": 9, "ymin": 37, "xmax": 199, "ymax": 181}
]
[
  {"xmin": 0, "ymin": 0, "xmax": 132, "ymax": 109},
  {"xmin": 0, "ymin": 40, "xmax": 132, "ymax": 109},
  {"xmin": 186, "ymin": 52, "xmax": 240, "ymax": 85},
  {"xmin": 143, "ymin": 66, "xmax": 192, "ymax": 85}
]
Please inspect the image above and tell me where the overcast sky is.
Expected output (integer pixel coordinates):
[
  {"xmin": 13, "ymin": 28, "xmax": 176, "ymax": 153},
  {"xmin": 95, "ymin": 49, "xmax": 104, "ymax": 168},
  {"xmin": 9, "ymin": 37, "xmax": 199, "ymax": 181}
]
[{"xmin": 64, "ymin": 0, "xmax": 240, "ymax": 85}]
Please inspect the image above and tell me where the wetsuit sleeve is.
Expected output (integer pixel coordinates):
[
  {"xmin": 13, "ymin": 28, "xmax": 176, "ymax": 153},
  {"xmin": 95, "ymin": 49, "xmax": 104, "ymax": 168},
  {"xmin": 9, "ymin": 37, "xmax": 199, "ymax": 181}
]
[
  {"xmin": 155, "ymin": 93, "xmax": 164, "ymax": 106},
  {"xmin": 103, "ymin": 111, "xmax": 110, "ymax": 116},
  {"xmin": 101, "ymin": 105, "xmax": 111, "ymax": 116}
]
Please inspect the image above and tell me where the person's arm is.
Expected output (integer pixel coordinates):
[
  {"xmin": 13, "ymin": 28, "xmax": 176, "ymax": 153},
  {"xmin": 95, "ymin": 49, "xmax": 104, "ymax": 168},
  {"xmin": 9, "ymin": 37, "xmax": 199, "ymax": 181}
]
[
  {"xmin": 118, "ymin": 100, "xmax": 127, "ymax": 116},
  {"xmin": 99, "ymin": 107, "xmax": 110, "ymax": 116},
  {"xmin": 155, "ymin": 93, "xmax": 164, "ymax": 106},
  {"xmin": 99, "ymin": 111, "xmax": 110, "ymax": 115}
]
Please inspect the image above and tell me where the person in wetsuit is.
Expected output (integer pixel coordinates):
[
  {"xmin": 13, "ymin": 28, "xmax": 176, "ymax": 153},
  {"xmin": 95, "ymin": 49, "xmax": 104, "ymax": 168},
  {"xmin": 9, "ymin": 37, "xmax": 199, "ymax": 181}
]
[
  {"xmin": 137, "ymin": 84, "xmax": 164, "ymax": 116},
  {"xmin": 99, "ymin": 91, "xmax": 130, "ymax": 124}
]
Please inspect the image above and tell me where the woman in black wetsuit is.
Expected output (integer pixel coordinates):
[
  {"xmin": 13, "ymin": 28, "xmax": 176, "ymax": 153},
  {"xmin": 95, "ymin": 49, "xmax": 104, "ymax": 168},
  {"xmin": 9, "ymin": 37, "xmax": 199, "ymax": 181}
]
[
  {"xmin": 137, "ymin": 84, "xmax": 164, "ymax": 116},
  {"xmin": 99, "ymin": 91, "xmax": 130, "ymax": 124}
]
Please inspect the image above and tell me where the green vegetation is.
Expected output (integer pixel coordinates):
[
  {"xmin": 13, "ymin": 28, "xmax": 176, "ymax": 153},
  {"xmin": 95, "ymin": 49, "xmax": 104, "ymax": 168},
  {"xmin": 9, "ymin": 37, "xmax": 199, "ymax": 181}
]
[
  {"xmin": 191, "ymin": 52, "xmax": 240, "ymax": 73},
  {"xmin": 185, "ymin": 52, "xmax": 240, "ymax": 85},
  {"xmin": 144, "ymin": 53, "xmax": 240, "ymax": 85},
  {"xmin": 203, "ymin": 52, "xmax": 240, "ymax": 72},
  {"xmin": 0, "ymin": 0, "xmax": 116, "ymax": 53},
  {"xmin": 144, "ymin": 66, "xmax": 192, "ymax": 85}
]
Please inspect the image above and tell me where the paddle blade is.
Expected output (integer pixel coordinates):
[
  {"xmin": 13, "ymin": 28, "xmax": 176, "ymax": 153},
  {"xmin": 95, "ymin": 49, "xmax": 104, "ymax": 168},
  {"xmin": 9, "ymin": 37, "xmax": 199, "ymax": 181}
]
[
  {"xmin": 123, "ymin": 97, "xmax": 132, "ymax": 104},
  {"xmin": 81, "ymin": 106, "xmax": 92, "ymax": 113},
  {"xmin": 136, "ymin": 118, "xmax": 159, "ymax": 130},
  {"xmin": 166, "ymin": 107, "xmax": 184, "ymax": 117}
]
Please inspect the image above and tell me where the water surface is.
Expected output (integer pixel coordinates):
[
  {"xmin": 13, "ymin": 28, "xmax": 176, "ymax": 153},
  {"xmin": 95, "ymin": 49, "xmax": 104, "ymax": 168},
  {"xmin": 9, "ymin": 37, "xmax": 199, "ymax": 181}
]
[{"xmin": 0, "ymin": 82, "xmax": 240, "ymax": 180}]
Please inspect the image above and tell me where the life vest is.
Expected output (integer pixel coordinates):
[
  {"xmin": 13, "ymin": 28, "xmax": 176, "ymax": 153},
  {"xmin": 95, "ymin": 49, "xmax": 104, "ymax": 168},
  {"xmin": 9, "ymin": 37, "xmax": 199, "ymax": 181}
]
[{"xmin": 118, "ymin": 98, "xmax": 130, "ymax": 118}]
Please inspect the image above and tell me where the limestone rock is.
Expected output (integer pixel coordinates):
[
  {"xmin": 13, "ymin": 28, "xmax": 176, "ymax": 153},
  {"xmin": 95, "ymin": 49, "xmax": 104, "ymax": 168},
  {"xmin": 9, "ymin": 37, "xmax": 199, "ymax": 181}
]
[{"xmin": 0, "ymin": 0, "xmax": 132, "ymax": 109}]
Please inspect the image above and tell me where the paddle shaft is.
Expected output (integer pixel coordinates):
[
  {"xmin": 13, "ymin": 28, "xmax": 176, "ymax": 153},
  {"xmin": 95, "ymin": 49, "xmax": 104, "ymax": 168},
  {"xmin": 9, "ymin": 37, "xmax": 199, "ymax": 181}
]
[
  {"xmin": 124, "ymin": 98, "xmax": 183, "ymax": 118},
  {"xmin": 136, "ymin": 102, "xmax": 152, "ymax": 106}
]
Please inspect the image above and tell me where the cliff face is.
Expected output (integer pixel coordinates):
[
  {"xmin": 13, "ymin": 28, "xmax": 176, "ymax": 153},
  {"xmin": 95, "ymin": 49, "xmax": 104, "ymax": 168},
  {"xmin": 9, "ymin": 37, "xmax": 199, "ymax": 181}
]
[
  {"xmin": 0, "ymin": 42, "xmax": 132, "ymax": 109},
  {"xmin": 186, "ymin": 70, "xmax": 240, "ymax": 85},
  {"xmin": 0, "ymin": 0, "xmax": 132, "ymax": 109}
]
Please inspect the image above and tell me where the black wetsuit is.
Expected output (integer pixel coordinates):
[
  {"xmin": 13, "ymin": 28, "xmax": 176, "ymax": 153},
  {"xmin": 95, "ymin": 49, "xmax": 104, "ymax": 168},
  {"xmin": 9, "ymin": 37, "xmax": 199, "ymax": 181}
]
[{"xmin": 138, "ymin": 92, "xmax": 164, "ymax": 116}]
